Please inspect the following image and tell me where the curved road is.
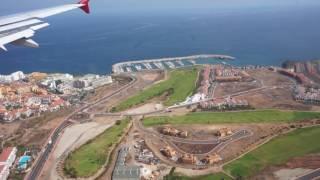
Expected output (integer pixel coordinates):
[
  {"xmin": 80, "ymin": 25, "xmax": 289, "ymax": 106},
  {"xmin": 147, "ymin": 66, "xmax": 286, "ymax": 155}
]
[{"xmin": 134, "ymin": 118, "xmax": 252, "ymax": 146}]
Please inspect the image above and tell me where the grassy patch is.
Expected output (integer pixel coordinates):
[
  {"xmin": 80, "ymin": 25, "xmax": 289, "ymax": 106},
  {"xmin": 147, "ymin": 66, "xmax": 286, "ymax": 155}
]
[
  {"xmin": 114, "ymin": 68, "xmax": 198, "ymax": 112},
  {"xmin": 224, "ymin": 126, "xmax": 320, "ymax": 178},
  {"xmin": 63, "ymin": 119, "xmax": 130, "ymax": 177},
  {"xmin": 164, "ymin": 173, "xmax": 232, "ymax": 180},
  {"xmin": 143, "ymin": 110, "xmax": 320, "ymax": 126}
]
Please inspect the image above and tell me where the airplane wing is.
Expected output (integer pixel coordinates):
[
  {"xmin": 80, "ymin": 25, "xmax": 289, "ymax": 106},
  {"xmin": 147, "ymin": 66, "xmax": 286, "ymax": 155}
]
[{"xmin": 0, "ymin": 0, "xmax": 90, "ymax": 51}]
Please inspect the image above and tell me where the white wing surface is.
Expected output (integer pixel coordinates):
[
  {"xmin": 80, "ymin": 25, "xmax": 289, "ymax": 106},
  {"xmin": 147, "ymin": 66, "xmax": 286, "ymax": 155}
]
[{"xmin": 0, "ymin": 0, "xmax": 90, "ymax": 51}]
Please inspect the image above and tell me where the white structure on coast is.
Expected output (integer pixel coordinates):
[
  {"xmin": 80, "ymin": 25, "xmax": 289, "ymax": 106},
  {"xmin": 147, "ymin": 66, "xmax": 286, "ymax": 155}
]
[
  {"xmin": 0, "ymin": 71, "xmax": 25, "ymax": 83},
  {"xmin": 112, "ymin": 54, "xmax": 235, "ymax": 74}
]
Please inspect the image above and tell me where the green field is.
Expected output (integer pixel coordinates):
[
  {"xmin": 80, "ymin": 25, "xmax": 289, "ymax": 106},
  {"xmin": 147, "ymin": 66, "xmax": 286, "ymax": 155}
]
[
  {"xmin": 164, "ymin": 173, "xmax": 232, "ymax": 180},
  {"xmin": 114, "ymin": 68, "xmax": 198, "ymax": 112},
  {"xmin": 143, "ymin": 110, "xmax": 320, "ymax": 126},
  {"xmin": 224, "ymin": 126, "xmax": 320, "ymax": 178},
  {"xmin": 63, "ymin": 119, "xmax": 130, "ymax": 177}
]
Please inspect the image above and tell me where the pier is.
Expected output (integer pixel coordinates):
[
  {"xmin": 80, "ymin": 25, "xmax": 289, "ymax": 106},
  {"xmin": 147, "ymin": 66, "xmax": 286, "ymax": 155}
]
[
  {"xmin": 177, "ymin": 61, "xmax": 184, "ymax": 66},
  {"xmin": 165, "ymin": 61, "xmax": 176, "ymax": 69},
  {"xmin": 135, "ymin": 65, "xmax": 143, "ymax": 71},
  {"xmin": 112, "ymin": 54, "xmax": 235, "ymax": 74},
  {"xmin": 154, "ymin": 62, "xmax": 165, "ymax": 69},
  {"xmin": 143, "ymin": 63, "xmax": 153, "ymax": 70}
]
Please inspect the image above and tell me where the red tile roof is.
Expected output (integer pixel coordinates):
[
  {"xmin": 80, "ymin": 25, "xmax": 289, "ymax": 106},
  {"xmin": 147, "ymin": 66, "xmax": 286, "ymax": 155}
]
[
  {"xmin": 52, "ymin": 99, "xmax": 64, "ymax": 107},
  {"xmin": 0, "ymin": 147, "xmax": 14, "ymax": 162}
]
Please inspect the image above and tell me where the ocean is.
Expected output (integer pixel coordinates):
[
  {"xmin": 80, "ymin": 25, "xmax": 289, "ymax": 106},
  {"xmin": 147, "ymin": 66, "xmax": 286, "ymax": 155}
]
[{"xmin": 1, "ymin": 6, "xmax": 320, "ymax": 75}]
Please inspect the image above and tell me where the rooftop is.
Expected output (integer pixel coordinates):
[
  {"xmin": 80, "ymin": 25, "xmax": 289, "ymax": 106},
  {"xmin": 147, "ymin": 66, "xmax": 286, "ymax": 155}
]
[
  {"xmin": 113, "ymin": 166, "xmax": 140, "ymax": 179},
  {"xmin": 0, "ymin": 147, "xmax": 15, "ymax": 162}
]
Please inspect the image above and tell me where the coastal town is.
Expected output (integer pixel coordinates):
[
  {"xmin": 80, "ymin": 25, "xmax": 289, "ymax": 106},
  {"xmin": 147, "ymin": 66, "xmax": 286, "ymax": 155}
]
[
  {"xmin": 0, "ymin": 71, "xmax": 112, "ymax": 122},
  {"xmin": 1, "ymin": 0, "xmax": 320, "ymax": 179},
  {"xmin": 1, "ymin": 57, "xmax": 320, "ymax": 180}
]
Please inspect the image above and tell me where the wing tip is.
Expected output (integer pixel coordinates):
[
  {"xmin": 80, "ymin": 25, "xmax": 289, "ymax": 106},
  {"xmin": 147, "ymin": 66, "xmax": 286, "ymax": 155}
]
[{"xmin": 79, "ymin": 0, "xmax": 90, "ymax": 14}]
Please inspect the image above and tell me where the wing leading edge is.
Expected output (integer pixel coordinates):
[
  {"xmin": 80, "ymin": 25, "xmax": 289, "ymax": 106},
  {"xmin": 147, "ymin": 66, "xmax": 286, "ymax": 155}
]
[{"xmin": 0, "ymin": 0, "xmax": 90, "ymax": 51}]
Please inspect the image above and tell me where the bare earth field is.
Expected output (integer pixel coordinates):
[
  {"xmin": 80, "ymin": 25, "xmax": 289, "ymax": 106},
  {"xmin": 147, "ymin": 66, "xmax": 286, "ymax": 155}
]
[
  {"xmin": 243, "ymin": 88, "xmax": 312, "ymax": 110},
  {"xmin": 255, "ymin": 154, "xmax": 320, "ymax": 180},
  {"xmin": 40, "ymin": 117, "xmax": 117, "ymax": 180},
  {"xmin": 172, "ymin": 142, "xmax": 219, "ymax": 154},
  {"xmin": 215, "ymin": 69, "xmax": 320, "ymax": 111},
  {"xmin": 83, "ymin": 78, "xmax": 129, "ymax": 104},
  {"xmin": 0, "ymin": 108, "xmax": 74, "ymax": 149},
  {"xmin": 215, "ymin": 81, "xmax": 261, "ymax": 96}
]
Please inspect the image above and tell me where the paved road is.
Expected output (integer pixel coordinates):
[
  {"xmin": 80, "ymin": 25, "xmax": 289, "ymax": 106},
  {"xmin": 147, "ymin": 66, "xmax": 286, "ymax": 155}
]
[
  {"xmin": 296, "ymin": 168, "xmax": 320, "ymax": 180},
  {"xmin": 26, "ymin": 75, "xmax": 137, "ymax": 180},
  {"xmin": 94, "ymin": 109, "xmax": 164, "ymax": 117}
]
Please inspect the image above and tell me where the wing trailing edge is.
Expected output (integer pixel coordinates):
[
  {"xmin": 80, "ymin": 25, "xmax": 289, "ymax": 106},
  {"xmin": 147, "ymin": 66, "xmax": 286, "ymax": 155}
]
[{"xmin": 12, "ymin": 38, "xmax": 39, "ymax": 48}]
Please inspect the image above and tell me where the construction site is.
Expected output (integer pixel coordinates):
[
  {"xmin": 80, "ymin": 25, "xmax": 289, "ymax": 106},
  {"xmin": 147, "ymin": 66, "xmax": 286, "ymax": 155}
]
[
  {"xmin": 100, "ymin": 64, "xmax": 320, "ymax": 179},
  {"xmin": 100, "ymin": 114, "xmax": 320, "ymax": 180},
  {"xmin": 2, "ymin": 60, "xmax": 320, "ymax": 180},
  {"xmin": 198, "ymin": 65, "xmax": 320, "ymax": 111}
]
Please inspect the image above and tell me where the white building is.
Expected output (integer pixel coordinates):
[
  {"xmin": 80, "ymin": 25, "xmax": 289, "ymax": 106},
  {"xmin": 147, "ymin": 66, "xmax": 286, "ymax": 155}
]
[
  {"xmin": 0, "ymin": 71, "xmax": 25, "ymax": 83},
  {"xmin": 41, "ymin": 73, "xmax": 74, "ymax": 89},
  {"xmin": 49, "ymin": 73, "xmax": 74, "ymax": 81},
  {"xmin": 181, "ymin": 93, "xmax": 206, "ymax": 105},
  {"xmin": 0, "ymin": 147, "xmax": 17, "ymax": 180},
  {"xmin": 0, "ymin": 147, "xmax": 17, "ymax": 166},
  {"xmin": 26, "ymin": 97, "xmax": 42, "ymax": 106},
  {"xmin": 0, "ymin": 165, "xmax": 9, "ymax": 180},
  {"xmin": 91, "ymin": 76, "xmax": 113, "ymax": 88}
]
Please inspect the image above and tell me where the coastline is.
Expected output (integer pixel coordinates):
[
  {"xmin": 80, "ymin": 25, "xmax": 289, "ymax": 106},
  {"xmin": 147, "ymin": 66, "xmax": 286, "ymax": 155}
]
[{"xmin": 112, "ymin": 54, "xmax": 235, "ymax": 74}]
